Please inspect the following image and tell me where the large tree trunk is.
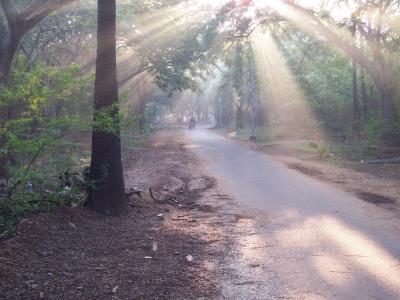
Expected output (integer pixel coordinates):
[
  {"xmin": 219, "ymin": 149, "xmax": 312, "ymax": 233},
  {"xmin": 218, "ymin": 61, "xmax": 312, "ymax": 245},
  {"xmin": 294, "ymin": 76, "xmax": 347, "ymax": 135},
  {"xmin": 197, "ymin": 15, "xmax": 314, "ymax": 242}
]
[
  {"xmin": 0, "ymin": 30, "xmax": 20, "ymax": 175},
  {"xmin": 0, "ymin": 35, "xmax": 22, "ymax": 178},
  {"xmin": 88, "ymin": 0, "xmax": 127, "ymax": 216},
  {"xmin": 0, "ymin": 27, "xmax": 23, "ymax": 83}
]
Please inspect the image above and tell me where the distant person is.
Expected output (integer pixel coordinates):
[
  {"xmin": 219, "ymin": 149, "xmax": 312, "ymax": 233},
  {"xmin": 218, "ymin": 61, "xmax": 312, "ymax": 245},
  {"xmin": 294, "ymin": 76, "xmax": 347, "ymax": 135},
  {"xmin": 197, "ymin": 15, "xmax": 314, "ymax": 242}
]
[{"xmin": 189, "ymin": 117, "xmax": 196, "ymax": 130}]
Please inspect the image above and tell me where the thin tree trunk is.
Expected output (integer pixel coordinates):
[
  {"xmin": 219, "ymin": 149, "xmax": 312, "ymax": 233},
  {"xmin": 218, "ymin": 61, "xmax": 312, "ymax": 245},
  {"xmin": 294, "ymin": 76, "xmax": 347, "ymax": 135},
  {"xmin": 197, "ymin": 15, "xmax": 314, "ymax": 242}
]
[
  {"xmin": 88, "ymin": 0, "xmax": 127, "ymax": 216},
  {"xmin": 137, "ymin": 74, "xmax": 147, "ymax": 129},
  {"xmin": 352, "ymin": 59, "xmax": 360, "ymax": 130},
  {"xmin": 351, "ymin": 23, "xmax": 360, "ymax": 132},
  {"xmin": 203, "ymin": 104, "xmax": 209, "ymax": 123},
  {"xmin": 360, "ymin": 68, "xmax": 368, "ymax": 114},
  {"xmin": 236, "ymin": 105, "xmax": 244, "ymax": 129},
  {"xmin": 196, "ymin": 99, "xmax": 202, "ymax": 123},
  {"xmin": 248, "ymin": 46, "xmax": 256, "ymax": 140},
  {"xmin": 0, "ymin": 134, "xmax": 7, "ymax": 179},
  {"xmin": 381, "ymin": 86, "xmax": 395, "ymax": 122},
  {"xmin": 218, "ymin": 97, "xmax": 222, "ymax": 128},
  {"xmin": 359, "ymin": 35, "xmax": 369, "ymax": 115}
]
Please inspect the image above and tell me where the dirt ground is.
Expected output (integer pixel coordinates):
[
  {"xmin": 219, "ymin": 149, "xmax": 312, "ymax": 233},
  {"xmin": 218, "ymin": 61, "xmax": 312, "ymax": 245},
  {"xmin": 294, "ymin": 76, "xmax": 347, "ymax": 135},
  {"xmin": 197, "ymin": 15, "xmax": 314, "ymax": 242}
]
[
  {"xmin": 231, "ymin": 135, "xmax": 400, "ymax": 213},
  {"xmin": 0, "ymin": 130, "xmax": 233, "ymax": 299}
]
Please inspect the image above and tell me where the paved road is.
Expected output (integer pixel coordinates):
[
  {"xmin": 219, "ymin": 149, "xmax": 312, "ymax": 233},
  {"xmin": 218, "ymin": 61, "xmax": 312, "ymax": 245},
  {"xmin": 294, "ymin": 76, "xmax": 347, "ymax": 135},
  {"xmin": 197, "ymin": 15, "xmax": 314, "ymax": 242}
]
[{"xmin": 186, "ymin": 128, "xmax": 400, "ymax": 300}]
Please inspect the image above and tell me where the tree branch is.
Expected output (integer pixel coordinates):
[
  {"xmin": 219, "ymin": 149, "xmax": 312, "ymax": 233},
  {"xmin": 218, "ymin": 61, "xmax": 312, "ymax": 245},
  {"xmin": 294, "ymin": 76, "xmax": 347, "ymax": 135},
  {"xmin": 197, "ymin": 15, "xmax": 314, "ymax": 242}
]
[
  {"xmin": 281, "ymin": 0, "xmax": 380, "ymax": 84},
  {"xmin": 119, "ymin": 65, "xmax": 151, "ymax": 86},
  {"xmin": 0, "ymin": 0, "xmax": 19, "ymax": 26},
  {"xmin": 22, "ymin": 0, "xmax": 76, "ymax": 33}
]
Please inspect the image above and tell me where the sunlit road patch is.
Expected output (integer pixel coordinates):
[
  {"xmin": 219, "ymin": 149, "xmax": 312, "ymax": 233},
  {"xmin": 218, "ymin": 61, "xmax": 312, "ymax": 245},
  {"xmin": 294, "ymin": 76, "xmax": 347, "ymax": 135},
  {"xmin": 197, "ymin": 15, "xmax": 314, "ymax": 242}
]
[{"xmin": 187, "ymin": 128, "xmax": 400, "ymax": 300}]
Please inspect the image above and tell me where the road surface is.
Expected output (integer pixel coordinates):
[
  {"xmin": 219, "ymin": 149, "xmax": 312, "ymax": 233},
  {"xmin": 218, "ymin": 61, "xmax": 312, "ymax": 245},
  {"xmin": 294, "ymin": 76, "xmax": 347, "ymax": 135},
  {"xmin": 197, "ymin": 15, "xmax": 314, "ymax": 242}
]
[{"xmin": 186, "ymin": 128, "xmax": 400, "ymax": 300}]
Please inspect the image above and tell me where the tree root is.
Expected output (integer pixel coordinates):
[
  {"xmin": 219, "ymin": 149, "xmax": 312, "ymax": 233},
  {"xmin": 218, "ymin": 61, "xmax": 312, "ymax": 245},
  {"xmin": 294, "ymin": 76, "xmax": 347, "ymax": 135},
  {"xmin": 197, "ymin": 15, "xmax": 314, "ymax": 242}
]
[{"xmin": 149, "ymin": 187, "xmax": 198, "ymax": 209}]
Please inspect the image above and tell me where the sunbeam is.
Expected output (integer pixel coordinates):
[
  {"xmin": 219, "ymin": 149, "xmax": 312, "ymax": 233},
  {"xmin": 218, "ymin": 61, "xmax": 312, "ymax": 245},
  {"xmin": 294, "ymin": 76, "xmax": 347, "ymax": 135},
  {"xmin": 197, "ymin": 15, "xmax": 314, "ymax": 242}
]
[{"xmin": 251, "ymin": 29, "xmax": 321, "ymax": 138}]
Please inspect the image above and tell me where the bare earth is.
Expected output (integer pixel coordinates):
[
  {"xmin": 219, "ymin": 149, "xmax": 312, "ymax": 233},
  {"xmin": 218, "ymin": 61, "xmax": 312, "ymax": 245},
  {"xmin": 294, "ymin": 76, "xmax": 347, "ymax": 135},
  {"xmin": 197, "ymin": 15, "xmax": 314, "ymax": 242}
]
[{"xmin": 0, "ymin": 130, "xmax": 232, "ymax": 299}]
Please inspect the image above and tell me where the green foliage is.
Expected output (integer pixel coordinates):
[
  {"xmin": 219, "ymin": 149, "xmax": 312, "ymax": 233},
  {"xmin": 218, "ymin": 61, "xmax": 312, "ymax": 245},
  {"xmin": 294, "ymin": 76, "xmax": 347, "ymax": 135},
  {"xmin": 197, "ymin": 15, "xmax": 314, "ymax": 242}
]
[
  {"xmin": 0, "ymin": 62, "xmax": 92, "ymax": 235},
  {"xmin": 92, "ymin": 104, "xmax": 123, "ymax": 135},
  {"xmin": 121, "ymin": 120, "xmax": 155, "ymax": 154},
  {"xmin": 148, "ymin": 23, "xmax": 215, "ymax": 94},
  {"xmin": 0, "ymin": 169, "xmax": 85, "ymax": 236},
  {"xmin": 273, "ymin": 27, "xmax": 400, "ymax": 143},
  {"xmin": 272, "ymin": 29, "xmax": 353, "ymax": 132}
]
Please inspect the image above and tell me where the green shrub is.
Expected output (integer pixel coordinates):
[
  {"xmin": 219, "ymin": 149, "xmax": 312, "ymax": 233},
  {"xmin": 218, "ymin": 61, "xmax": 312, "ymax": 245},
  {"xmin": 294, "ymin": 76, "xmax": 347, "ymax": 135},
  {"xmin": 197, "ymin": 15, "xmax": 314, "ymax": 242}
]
[{"xmin": 0, "ymin": 62, "xmax": 92, "ymax": 236}]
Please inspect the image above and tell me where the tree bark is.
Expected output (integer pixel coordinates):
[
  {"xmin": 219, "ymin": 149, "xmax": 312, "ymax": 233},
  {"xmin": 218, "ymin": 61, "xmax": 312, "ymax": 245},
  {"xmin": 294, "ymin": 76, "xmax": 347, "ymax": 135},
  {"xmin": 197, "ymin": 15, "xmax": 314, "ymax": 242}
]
[
  {"xmin": 0, "ymin": 33, "xmax": 21, "ymax": 83},
  {"xmin": 358, "ymin": 34, "xmax": 369, "ymax": 115},
  {"xmin": 248, "ymin": 46, "xmax": 256, "ymax": 139},
  {"xmin": 351, "ymin": 23, "xmax": 360, "ymax": 132},
  {"xmin": 352, "ymin": 59, "xmax": 361, "ymax": 131},
  {"xmin": 88, "ymin": 0, "xmax": 127, "ymax": 216},
  {"xmin": 380, "ymin": 85, "xmax": 395, "ymax": 122},
  {"xmin": 360, "ymin": 67, "xmax": 369, "ymax": 114}
]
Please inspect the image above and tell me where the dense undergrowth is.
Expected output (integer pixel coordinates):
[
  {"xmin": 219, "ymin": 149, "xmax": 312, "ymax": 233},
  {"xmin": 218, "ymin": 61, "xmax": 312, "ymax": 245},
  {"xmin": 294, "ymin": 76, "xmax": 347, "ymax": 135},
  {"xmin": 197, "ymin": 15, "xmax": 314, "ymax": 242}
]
[{"xmin": 0, "ymin": 61, "xmax": 157, "ymax": 236}]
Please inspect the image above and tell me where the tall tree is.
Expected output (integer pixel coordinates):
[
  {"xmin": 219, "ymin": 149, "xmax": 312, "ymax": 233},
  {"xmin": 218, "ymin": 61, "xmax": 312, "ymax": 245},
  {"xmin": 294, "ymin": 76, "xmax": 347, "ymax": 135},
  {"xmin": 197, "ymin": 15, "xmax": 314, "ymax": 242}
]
[
  {"xmin": 229, "ymin": 0, "xmax": 398, "ymax": 122},
  {"xmin": 0, "ymin": 0, "xmax": 75, "ymax": 83},
  {"xmin": 87, "ymin": 0, "xmax": 127, "ymax": 215},
  {"xmin": 280, "ymin": 0, "xmax": 397, "ymax": 122}
]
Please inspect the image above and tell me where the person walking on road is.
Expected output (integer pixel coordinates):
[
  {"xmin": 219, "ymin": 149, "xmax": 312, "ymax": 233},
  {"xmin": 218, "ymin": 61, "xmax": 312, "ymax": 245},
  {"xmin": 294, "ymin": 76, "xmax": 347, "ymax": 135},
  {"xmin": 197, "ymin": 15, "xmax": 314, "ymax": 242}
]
[{"xmin": 188, "ymin": 117, "xmax": 196, "ymax": 130}]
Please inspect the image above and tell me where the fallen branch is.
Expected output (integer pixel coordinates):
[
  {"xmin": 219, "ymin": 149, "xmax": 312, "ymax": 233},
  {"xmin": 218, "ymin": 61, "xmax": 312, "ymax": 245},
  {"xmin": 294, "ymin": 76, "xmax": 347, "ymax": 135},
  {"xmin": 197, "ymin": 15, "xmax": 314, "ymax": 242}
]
[
  {"xmin": 149, "ymin": 187, "xmax": 163, "ymax": 202},
  {"xmin": 149, "ymin": 187, "xmax": 198, "ymax": 209}
]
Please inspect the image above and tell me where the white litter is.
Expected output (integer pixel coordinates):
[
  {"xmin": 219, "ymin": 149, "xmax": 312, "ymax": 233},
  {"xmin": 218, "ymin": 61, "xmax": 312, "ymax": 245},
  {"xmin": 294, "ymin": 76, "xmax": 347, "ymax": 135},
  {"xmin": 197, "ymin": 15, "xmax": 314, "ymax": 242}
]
[{"xmin": 186, "ymin": 255, "xmax": 193, "ymax": 262}]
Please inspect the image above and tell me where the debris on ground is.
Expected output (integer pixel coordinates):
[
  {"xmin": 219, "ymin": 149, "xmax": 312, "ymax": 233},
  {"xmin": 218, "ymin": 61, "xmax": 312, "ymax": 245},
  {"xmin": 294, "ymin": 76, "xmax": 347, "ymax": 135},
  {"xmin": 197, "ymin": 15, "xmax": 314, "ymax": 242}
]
[
  {"xmin": 186, "ymin": 255, "xmax": 194, "ymax": 262},
  {"xmin": 0, "ymin": 130, "xmax": 226, "ymax": 300}
]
